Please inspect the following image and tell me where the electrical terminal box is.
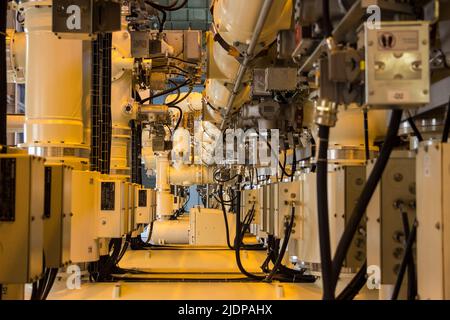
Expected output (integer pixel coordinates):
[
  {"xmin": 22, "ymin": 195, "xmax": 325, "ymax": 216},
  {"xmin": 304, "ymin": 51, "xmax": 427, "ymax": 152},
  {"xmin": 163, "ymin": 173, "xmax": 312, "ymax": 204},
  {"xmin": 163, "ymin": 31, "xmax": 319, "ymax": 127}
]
[
  {"xmin": 0, "ymin": 154, "xmax": 45, "ymax": 284},
  {"xmin": 43, "ymin": 164, "xmax": 73, "ymax": 269},
  {"xmin": 364, "ymin": 21, "xmax": 430, "ymax": 107}
]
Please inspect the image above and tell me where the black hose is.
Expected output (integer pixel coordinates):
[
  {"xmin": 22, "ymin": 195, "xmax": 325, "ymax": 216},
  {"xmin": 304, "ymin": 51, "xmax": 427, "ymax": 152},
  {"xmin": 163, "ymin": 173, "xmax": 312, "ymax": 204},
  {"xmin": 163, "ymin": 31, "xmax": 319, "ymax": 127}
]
[
  {"xmin": 330, "ymin": 110, "xmax": 403, "ymax": 295},
  {"xmin": 336, "ymin": 261, "xmax": 367, "ymax": 300},
  {"xmin": 407, "ymin": 117, "xmax": 424, "ymax": 142},
  {"xmin": 391, "ymin": 220, "xmax": 417, "ymax": 300},
  {"xmin": 234, "ymin": 194, "xmax": 265, "ymax": 280},
  {"xmin": 153, "ymin": 55, "xmax": 199, "ymax": 66},
  {"xmin": 264, "ymin": 206, "xmax": 296, "ymax": 282},
  {"xmin": 166, "ymin": 80, "xmax": 181, "ymax": 105},
  {"xmin": 317, "ymin": 125, "xmax": 334, "ymax": 300},
  {"xmin": 443, "ymin": 96, "xmax": 450, "ymax": 143},
  {"xmin": 139, "ymin": 80, "xmax": 191, "ymax": 104},
  {"xmin": 219, "ymin": 184, "xmax": 235, "ymax": 250},
  {"xmin": 0, "ymin": 0, "xmax": 7, "ymax": 147},
  {"xmin": 168, "ymin": 85, "xmax": 193, "ymax": 107},
  {"xmin": 364, "ymin": 110, "xmax": 370, "ymax": 160},
  {"xmin": 168, "ymin": 105, "xmax": 183, "ymax": 131},
  {"xmin": 146, "ymin": 0, "xmax": 187, "ymax": 11},
  {"xmin": 400, "ymin": 209, "xmax": 417, "ymax": 300},
  {"xmin": 41, "ymin": 268, "xmax": 58, "ymax": 300}
]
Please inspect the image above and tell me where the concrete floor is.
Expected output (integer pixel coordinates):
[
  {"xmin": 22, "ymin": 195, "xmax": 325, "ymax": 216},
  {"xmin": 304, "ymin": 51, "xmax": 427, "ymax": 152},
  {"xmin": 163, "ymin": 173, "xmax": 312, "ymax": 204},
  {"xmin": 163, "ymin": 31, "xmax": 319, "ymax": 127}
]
[{"xmin": 43, "ymin": 248, "xmax": 377, "ymax": 300}]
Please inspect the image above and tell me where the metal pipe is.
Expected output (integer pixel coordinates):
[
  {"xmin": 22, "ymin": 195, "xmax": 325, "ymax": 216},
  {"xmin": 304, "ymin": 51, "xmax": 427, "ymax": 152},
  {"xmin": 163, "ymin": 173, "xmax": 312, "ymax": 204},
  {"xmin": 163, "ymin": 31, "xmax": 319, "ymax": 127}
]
[{"xmin": 219, "ymin": 0, "xmax": 274, "ymax": 130}]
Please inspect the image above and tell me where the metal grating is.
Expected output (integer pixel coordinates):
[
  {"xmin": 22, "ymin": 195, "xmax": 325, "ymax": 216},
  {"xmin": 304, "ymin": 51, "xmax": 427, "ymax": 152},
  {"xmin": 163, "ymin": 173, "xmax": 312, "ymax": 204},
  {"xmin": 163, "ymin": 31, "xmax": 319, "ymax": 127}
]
[{"xmin": 90, "ymin": 33, "xmax": 113, "ymax": 174}]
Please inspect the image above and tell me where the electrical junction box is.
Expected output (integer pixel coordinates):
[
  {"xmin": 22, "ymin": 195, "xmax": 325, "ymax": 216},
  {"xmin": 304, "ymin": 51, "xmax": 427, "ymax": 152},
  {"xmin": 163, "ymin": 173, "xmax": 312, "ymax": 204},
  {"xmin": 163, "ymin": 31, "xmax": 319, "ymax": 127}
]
[
  {"xmin": 70, "ymin": 170, "xmax": 100, "ymax": 263},
  {"xmin": 328, "ymin": 166, "xmax": 367, "ymax": 271},
  {"xmin": 288, "ymin": 173, "xmax": 321, "ymax": 265},
  {"xmin": 364, "ymin": 21, "xmax": 430, "ymax": 107},
  {"xmin": 276, "ymin": 181, "xmax": 302, "ymax": 241},
  {"xmin": 43, "ymin": 164, "xmax": 73, "ymax": 269},
  {"xmin": 52, "ymin": 0, "xmax": 121, "ymax": 38},
  {"xmin": 241, "ymin": 189, "xmax": 263, "ymax": 237},
  {"xmin": 183, "ymin": 30, "xmax": 202, "ymax": 62},
  {"xmin": 416, "ymin": 143, "xmax": 450, "ymax": 300},
  {"xmin": 97, "ymin": 178, "xmax": 127, "ymax": 238},
  {"xmin": 265, "ymin": 67, "xmax": 298, "ymax": 92},
  {"xmin": 0, "ymin": 154, "xmax": 45, "ymax": 284},
  {"xmin": 130, "ymin": 31, "xmax": 150, "ymax": 58},
  {"xmin": 189, "ymin": 208, "xmax": 236, "ymax": 247},
  {"xmin": 135, "ymin": 188, "xmax": 151, "ymax": 225},
  {"xmin": 366, "ymin": 150, "xmax": 416, "ymax": 300}
]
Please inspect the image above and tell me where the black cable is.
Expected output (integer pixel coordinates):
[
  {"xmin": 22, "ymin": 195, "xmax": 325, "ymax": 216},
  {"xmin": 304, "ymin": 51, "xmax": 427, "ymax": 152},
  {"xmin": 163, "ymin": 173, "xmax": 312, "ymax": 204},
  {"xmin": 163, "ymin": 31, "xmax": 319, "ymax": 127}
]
[
  {"xmin": 214, "ymin": 169, "xmax": 239, "ymax": 183},
  {"xmin": 234, "ymin": 194, "xmax": 266, "ymax": 280},
  {"xmin": 168, "ymin": 85, "xmax": 193, "ymax": 107},
  {"xmin": 391, "ymin": 220, "xmax": 417, "ymax": 300},
  {"xmin": 364, "ymin": 110, "xmax": 370, "ymax": 160},
  {"xmin": 219, "ymin": 184, "xmax": 235, "ymax": 250},
  {"xmin": 317, "ymin": 125, "xmax": 334, "ymax": 300},
  {"xmin": 168, "ymin": 105, "xmax": 183, "ymax": 131},
  {"xmin": 41, "ymin": 268, "xmax": 58, "ymax": 300},
  {"xmin": 139, "ymin": 80, "xmax": 191, "ymax": 104},
  {"xmin": 331, "ymin": 110, "xmax": 403, "ymax": 294},
  {"xmin": 153, "ymin": 55, "xmax": 199, "ymax": 66},
  {"xmin": 280, "ymin": 152, "xmax": 286, "ymax": 181},
  {"xmin": 116, "ymin": 233, "xmax": 132, "ymax": 264},
  {"xmin": 336, "ymin": 261, "xmax": 367, "ymax": 300},
  {"xmin": 443, "ymin": 96, "xmax": 450, "ymax": 143},
  {"xmin": 165, "ymin": 80, "xmax": 181, "ymax": 105},
  {"xmin": 146, "ymin": 0, "xmax": 187, "ymax": 11},
  {"xmin": 407, "ymin": 117, "xmax": 424, "ymax": 142},
  {"xmin": 264, "ymin": 206, "xmax": 296, "ymax": 282},
  {"xmin": 399, "ymin": 207, "xmax": 417, "ymax": 300}
]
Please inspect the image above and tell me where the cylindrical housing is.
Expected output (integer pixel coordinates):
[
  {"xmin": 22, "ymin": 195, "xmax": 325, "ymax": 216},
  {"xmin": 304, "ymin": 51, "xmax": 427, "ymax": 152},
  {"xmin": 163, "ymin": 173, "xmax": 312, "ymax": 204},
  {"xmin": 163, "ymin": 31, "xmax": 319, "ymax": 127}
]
[
  {"xmin": 150, "ymin": 219, "xmax": 190, "ymax": 244},
  {"xmin": 213, "ymin": 0, "xmax": 292, "ymax": 51},
  {"xmin": 23, "ymin": 4, "xmax": 84, "ymax": 147}
]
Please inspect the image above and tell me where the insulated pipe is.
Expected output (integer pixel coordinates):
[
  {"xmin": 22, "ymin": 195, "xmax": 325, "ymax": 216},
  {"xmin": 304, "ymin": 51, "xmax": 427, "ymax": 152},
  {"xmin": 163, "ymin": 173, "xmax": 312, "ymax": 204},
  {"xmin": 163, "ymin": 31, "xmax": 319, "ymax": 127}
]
[
  {"xmin": 20, "ymin": 1, "xmax": 88, "ymax": 168},
  {"xmin": 150, "ymin": 218, "xmax": 190, "ymax": 244},
  {"xmin": 156, "ymin": 155, "xmax": 174, "ymax": 219},
  {"xmin": 219, "ymin": 0, "xmax": 274, "ymax": 130},
  {"xmin": 169, "ymin": 164, "xmax": 214, "ymax": 186},
  {"xmin": 213, "ymin": 0, "xmax": 292, "ymax": 53}
]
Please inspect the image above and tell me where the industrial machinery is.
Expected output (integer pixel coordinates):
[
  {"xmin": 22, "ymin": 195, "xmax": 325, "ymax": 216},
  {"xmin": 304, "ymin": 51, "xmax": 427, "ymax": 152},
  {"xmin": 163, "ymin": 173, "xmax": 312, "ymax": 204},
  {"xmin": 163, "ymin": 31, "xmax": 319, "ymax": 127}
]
[{"xmin": 0, "ymin": 0, "xmax": 450, "ymax": 302}]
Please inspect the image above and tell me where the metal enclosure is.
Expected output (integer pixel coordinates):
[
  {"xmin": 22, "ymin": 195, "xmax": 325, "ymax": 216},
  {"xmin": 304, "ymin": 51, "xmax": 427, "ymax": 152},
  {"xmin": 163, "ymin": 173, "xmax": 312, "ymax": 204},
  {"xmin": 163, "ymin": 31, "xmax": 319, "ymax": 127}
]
[
  {"xmin": 364, "ymin": 22, "xmax": 430, "ymax": 107},
  {"xmin": 0, "ymin": 154, "xmax": 45, "ymax": 284},
  {"xmin": 70, "ymin": 170, "xmax": 100, "ymax": 263},
  {"xmin": 416, "ymin": 143, "xmax": 450, "ymax": 300},
  {"xmin": 330, "ymin": 166, "xmax": 367, "ymax": 270},
  {"xmin": 135, "ymin": 188, "xmax": 151, "ymax": 225},
  {"xmin": 43, "ymin": 164, "xmax": 72, "ymax": 268},
  {"xmin": 367, "ymin": 150, "xmax": 416, "ymax": 300},
  {"xmin": 52, "ymin": 0, "xmax": 121, "ymax": 36},
  {"xmin": 189, "ymin": 208, "xmax": 236, "ymax": 246},
  {"xmin": 97, "ymin": 179, "xmax": 127, "ymax": 238}
]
